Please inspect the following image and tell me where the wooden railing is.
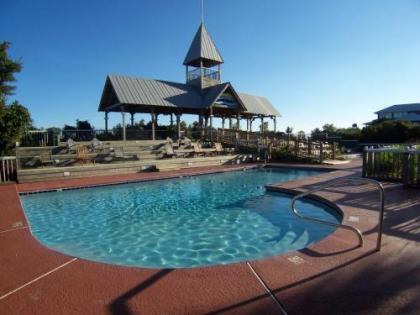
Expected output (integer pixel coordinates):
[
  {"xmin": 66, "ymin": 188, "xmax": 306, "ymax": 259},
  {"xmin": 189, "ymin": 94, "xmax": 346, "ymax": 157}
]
[
  {"xmin": 363, "ymin": 148, "xmax": 420, "ymax": 187},
  {"xmin": 0, "ymin": 156, "xmax": 17, "ymax": 183},
  {"xmin": 210, "ymin": 129, "xmax": 336, "ymax": 162}
]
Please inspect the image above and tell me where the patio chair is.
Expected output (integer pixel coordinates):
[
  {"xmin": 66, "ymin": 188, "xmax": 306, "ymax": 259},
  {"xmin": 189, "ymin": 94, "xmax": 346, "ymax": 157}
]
[{"xmin": 76, "ymin": 145, "xmax": 94, "ymax": 164}]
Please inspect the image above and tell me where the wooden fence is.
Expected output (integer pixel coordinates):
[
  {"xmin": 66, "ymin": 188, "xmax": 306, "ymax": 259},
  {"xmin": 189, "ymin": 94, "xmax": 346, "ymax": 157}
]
[
  {"xmin": 363, "ymin": 149, "xmax": 420, "ymax": 187},
  {"xmin": 0, "ymin": 156, "xmax": 17, "ymax": 183}
]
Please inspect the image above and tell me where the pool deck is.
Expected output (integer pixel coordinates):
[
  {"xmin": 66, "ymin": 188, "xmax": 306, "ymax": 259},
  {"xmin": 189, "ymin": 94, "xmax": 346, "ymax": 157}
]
[{"xmin": 1, "ymin": 161, "xmax": 419, "ymax": 314}]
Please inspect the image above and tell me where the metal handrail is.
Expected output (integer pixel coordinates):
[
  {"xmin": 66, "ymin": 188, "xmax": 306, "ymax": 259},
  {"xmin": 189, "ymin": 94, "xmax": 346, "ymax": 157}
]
[{"xmin": 290, "ymin": 177, "xmax": 385, "ymax": 251}]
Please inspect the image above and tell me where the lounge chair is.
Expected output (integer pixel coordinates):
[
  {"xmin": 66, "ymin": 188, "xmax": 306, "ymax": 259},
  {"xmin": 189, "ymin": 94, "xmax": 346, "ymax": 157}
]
[
  {"xmin": 89, "ymin": 138, "xmax": 103, "ymax": 152},
  {"xmin": 67, "ymin": 138, "xmax": 77, "ymax": 153},
  {"xmin": 162, "ymin": 142, "xmax": 186, "ymax": 158},
  {"xmin": 113, "ymin": 147, "xmax": 138, "ymax": 161},
  {"xmin": 192, "ymin": 142, "xmax": 205, "ymax": 157},
  {"xmin": 214, "ymin": 142, "xmax": 225, "ymax": 155},
  {"xmin": 179, "ymin": 136, "xmax": 192, "ymax": 149}
]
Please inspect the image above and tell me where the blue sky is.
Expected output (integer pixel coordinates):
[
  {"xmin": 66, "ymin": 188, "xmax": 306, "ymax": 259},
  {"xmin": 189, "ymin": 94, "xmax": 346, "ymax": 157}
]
[{"xmin": 1, "ymin": 0, "xmax": 420, "ymax": 132}]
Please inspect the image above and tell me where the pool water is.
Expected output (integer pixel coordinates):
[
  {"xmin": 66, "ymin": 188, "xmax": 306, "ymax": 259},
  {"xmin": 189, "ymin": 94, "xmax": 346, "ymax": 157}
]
[{"xmin": 20, "ymin": 168, "xmax": 341, "ymax": 268}]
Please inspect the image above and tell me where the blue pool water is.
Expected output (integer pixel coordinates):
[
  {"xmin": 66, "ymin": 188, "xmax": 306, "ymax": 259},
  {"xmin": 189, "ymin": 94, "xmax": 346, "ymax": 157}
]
[{"xmin": 20, "ymin": 168, "xmax": 341, "ymax": 268}]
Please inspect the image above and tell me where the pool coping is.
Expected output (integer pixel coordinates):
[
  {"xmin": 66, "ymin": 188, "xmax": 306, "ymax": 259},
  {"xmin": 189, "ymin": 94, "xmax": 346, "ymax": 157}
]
[{"xmin": 3, "ymin": 160, "xmax": 405, "ymax": 314}]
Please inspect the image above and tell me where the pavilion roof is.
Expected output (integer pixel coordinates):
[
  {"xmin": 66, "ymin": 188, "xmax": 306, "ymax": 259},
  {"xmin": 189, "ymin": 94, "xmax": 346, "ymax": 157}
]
[{"xmin": 98, "ymin": 75, "xmax": 280, "ymax": 117}]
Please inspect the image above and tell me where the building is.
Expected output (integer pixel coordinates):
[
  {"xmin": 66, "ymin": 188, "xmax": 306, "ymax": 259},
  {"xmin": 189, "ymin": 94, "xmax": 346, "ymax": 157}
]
[
  {"xmin": 374, "ymin": 103, "xmax": 420, "ymax": 123},
  {"xmin": 98, "ymin": 22, "xmax": 280, "ymax": 140}
]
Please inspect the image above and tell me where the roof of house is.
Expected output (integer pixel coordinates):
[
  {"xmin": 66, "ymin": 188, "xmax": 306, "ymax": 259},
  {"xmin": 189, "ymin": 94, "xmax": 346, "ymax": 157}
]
[
  {"xmin": 98, "ymin": 75, "xmax": 280, "ymax": 117},
  {"xmin": 183, "ymin": 23, "xmax": 224, "ymax": 68},
  {"xmin": 375, "ymin": 103, "xmax": 420, "ymax": 114}
]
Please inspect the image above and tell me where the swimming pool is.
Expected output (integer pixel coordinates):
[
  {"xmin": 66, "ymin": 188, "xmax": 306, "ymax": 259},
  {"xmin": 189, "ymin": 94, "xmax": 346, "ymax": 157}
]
[{"xmin": 20, "ymin": 168, "xmax": 341, "ymax": 268}]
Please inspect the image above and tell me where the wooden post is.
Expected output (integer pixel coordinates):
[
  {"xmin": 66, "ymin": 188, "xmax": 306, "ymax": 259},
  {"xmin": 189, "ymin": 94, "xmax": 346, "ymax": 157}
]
[
  {"xmin": 204, "ymin": 116, "xmax": 208, "ymax": 139},
  {"xmin": 176, "ymin": 114, "xmax": 181, "ymax": 139},
  {"xmin": 362, "ymin": 150, "xmax": 368, "ymax": 178},
  {"xmin": 273, "ymin": 116, "xmax": 277, "ymax": 133},
  {"xmin": 130, "ymin": 112, "xmax": 135, "ymax": 127},
  {"xmin": 151, "ymin": 111, "xmax": 156, "ymax": 140},
  {"xmin": 121, "ymin": 107, "xmax": 126, "ymax": 141},
  {"xmin": 105, "ymin": 111, "xmax": 109, "ymax": 133},
  {"xmin": 209, "ymin": 115, "xmax": 213, "ymax": 141},
  {"xmin": 402, "ymin": 152, "xmax": 410, "ymax": 186},
  {"xmin": 308, "ymin": 139, "xmax": 312, "ymax": 156}
]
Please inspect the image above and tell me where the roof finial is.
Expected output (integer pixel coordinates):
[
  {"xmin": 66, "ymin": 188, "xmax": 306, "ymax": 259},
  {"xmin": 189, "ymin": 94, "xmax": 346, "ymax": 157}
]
[{"xmin": 201, "ymin": 0, "xmax": 204, "ymax": 23}]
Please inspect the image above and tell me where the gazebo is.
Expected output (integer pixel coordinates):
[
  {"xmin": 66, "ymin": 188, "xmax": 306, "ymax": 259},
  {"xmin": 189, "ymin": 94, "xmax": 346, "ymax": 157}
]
[{"xmin": 98, "ymin": 22, "xmax": 280, "ymax": 141}]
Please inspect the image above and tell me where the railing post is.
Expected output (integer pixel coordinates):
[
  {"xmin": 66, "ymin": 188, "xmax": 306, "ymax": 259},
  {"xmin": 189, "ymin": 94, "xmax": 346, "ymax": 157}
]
[
  {"xmin": 362, "ymin": 150, "xmax": 368, "ymax": 178},
  {"xmin": 308, "ymin": 140, "xmax": 312, "ymax": 157},
  {"xmin": 402, "ymin": 151, "xmax": 410, "ymax": 186}
]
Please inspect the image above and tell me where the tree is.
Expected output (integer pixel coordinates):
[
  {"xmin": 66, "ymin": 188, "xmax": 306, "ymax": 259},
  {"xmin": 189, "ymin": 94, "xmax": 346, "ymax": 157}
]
[
  {"xmin": 0, "ymin": 42, "xmax": 32, "ymax": 155},
  {"xmin": 180, "ymin": 121, "xmax": 187, "ymax": 130},
  {"xmin": 0, "ymin": 101, "xmax": 32, "ymax": 155},
  {"xmin": 259, "ymin": 121, "xmax": 269, "ymax": 133},
  {"xmin": 297, "ymin": 130, "xmax": 306, "ymax": 140},
  {"xmin": 0, "ymin": 42, "xmax": 22, "ymax": 108},
  {"xmin": 76, "ymin": 120, "xmax": 93, "ymax": 130},
  {"xmin": 285, "ymin": 126, "xmax": 293, "ymax": 135}
]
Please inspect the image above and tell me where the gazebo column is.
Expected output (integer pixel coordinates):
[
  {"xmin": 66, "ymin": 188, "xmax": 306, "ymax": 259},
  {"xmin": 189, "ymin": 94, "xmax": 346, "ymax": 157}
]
[
  {"xmin": 170, "ymin": 114, "xmax": 174, "ymax": 128},
  {"xmin": 260, "ymin": 116, "xmax": 264, "ymax": 133},
  {"xmin": 246, "ymin": 118, "xmax": 250, "ymax": 141},
  {"xmin": 121, "ymin": 107, "xmax": 126, "ymax": 141},
  {"xmin": 250, "ymin": 118, "xmax": 253, "ymax": 132},
  {"xmin": 151, "ymin": 111, "xmax": 156, "ymax": 140},
  {"xmin": 273, "ymin": 116, "xmax": 277, "ymax": 133},
  {"xmin": 199, "ymin": 115, "xmax": 204, "ymax": 138},
  {"xmin": 209, "ymin": 107, "xmax": 213, "ymax": 141},
  {"xmin": 105, "ymin": 111, "xmax": 109, "ymax": 133},
  {"xmin": 236, "ymin": 114, "xmax": 241, "ymax": 130},
  {"xmin": 209, "ymin": 116, "xmax": 213, "ymax": 141},
  {"xmin": 176, "ymin": 113, "xmax": 182, "ymax": 139},
  {"xmin": 221, "ymin": 116, "xmax": 226, "ymax": 136},
  {"xmin": 203, "ymin": 115, "xmax": 208, "ymax": 139},
  {"xmin": 130, "ymin": 112, "xmax": 135, "ymax": 127},
  {"xmin": 229, "ymin": 118, "xmax": 232, "ymax": 129}
]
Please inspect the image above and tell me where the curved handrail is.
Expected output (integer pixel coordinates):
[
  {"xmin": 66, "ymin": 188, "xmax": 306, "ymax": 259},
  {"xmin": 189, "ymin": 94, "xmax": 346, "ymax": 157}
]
[{"xmin": 290, "ymin": 177, "xmax": 385, "ymax": 251}]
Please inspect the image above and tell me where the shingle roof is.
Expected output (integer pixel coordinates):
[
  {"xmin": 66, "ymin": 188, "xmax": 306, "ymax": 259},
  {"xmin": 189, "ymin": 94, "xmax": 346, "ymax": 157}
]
[
  {"xmin": 98, "ymin": 75, "xmax": 280, "ymax": 117},
  {"xmin": 183, "ymin": 23, "xmax": 224, "ymax": 68},
  {"xmin": 375, "ymin": 103, "xmax": 420, "ymax": 114}
]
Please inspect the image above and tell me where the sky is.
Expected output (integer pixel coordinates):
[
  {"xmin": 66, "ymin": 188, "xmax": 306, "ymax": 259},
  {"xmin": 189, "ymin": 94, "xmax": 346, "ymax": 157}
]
[{"xmin": 1, "ymin": 0, "xmax": 420, "ymax": 133}]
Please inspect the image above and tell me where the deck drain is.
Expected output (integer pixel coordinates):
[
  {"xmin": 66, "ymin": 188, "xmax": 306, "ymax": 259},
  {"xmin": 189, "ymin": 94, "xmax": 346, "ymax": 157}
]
[
  {"xmin": 348, "ymin": 216, "xmax": 360, "ymax": 222},
  {"xmin": 288, "ymin": 255, "xmax": 305, "ymax": 265}
]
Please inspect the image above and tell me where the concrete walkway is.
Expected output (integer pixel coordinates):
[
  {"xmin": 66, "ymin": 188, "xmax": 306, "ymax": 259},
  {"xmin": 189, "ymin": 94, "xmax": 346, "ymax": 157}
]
[{"xmin": 0, "ymin": 162, "xmax": 419, "ymax": 314}]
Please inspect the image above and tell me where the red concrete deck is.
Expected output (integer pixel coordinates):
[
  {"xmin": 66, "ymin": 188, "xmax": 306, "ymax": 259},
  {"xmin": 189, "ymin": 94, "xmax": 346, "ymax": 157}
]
[{"xmin": 1, "ymin": 162, "xmax": 419, "ymax": 314}]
